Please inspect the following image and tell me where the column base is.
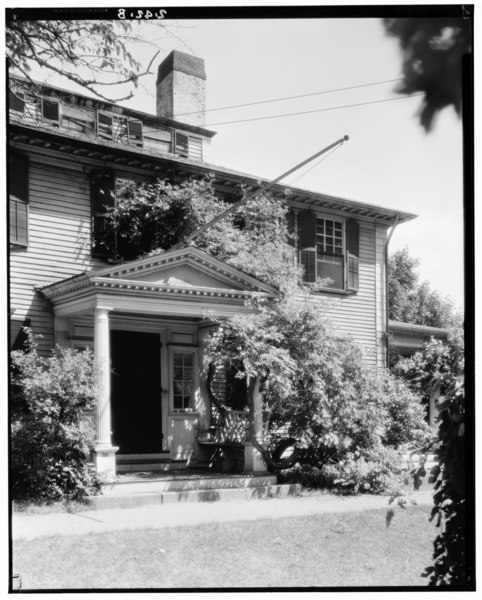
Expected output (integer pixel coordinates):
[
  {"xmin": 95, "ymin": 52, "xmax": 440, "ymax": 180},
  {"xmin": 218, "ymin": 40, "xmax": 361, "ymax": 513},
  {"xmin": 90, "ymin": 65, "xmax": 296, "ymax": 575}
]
[
  {"xmin": 93, "ymin": 444, "xmax": 119, "ymax": 483},
  {"xmin": 243, "ymin": 442, "xmax": 267, "ymax": 473}
]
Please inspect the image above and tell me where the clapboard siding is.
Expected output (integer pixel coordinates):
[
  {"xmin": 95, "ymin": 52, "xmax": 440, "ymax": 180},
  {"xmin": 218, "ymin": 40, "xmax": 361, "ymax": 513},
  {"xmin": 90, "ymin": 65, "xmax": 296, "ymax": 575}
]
[
  {"xmin": 310, "ymin": 220, "xmax": 380, "ymax": 366},
  {"xmin": 9, "ymin": 160, "xmax": 101, "ymax": 354}
]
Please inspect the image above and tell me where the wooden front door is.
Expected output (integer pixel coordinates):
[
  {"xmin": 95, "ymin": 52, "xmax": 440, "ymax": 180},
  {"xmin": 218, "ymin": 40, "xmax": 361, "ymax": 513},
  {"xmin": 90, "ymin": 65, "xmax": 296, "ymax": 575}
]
[{"xmin": 111, "ymin": 330, "xmax": 163, "ymax": 454}]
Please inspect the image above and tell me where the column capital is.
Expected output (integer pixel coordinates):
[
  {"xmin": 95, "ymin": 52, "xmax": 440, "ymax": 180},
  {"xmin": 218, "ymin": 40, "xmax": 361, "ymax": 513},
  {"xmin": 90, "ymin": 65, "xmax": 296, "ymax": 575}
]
[{"xmin": 95, "ymin": 305, "xmax": 114, "ymax": 316}]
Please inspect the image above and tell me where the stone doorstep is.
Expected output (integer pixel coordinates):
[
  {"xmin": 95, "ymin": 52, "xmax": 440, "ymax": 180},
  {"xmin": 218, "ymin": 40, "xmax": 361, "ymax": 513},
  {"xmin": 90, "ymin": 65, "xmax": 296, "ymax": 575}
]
[
  {"xmin": 102, "ymin": 473, "xmax": 278, "ymax": 496},
  {"xmin": 87, "ymin": 483, "xmax": 301, "ymax": 510}
]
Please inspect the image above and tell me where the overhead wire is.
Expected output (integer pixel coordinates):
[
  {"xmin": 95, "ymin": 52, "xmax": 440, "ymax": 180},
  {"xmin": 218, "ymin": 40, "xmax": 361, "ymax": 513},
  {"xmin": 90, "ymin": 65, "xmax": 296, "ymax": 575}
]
[
  {"xmin": 284, "ymin": 145, "xmax": 343, "ymax": 186},
  {"xmin": 172, "ymin": 77, "xmax": 404, "ymax": 118},
  {"xmin": 206, "ymin": 93, "xmax": 425, "ymax": 127}
]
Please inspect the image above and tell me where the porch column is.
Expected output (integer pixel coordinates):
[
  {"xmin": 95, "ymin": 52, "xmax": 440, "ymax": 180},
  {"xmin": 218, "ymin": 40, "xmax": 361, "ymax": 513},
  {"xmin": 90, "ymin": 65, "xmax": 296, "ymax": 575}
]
[
  {"xmin": 244, "ymin": 376, "xmax": 267, "ymax": 472},
  {"xmin": 92, "ymin": 306, "xmax": 118, "ymax": 481}
]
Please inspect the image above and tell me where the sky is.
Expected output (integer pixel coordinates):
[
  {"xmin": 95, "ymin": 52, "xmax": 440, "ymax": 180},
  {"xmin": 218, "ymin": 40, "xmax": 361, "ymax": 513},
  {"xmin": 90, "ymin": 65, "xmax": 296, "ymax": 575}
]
[
  {"xmin": 128, "ymin": 16, "xmax": 466, "ymax": 310},
  {"xmin": 9, "ymin": 9, "xmax": 467, "ymax": 310}
]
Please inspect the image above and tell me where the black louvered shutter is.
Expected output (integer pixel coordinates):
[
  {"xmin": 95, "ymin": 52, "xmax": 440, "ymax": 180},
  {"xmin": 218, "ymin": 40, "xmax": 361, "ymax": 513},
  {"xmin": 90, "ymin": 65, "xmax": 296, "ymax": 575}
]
[
  {"xmin": 298, "ymin": 211, "xmax": 317, "ymax": 282},
  {"xmin": 10, "ymin": 318, "xmax": 31, "ymax": 350},
  {"xmin": 286, "ymin": 209, "xmax": 296, "ymax": 247},
  {"xmin": 91, "ymin": 172, "xmax": 116, "ymax": 257},
  {"xmin": 42, "ymin": 98, "xmax": 60, "ymax": 124},
  {"xmin": 9, "ymin": 153, "xmax": 29, "ymax": 246},
  {"xmin": 9, "ymin": 89, "xmax": 25, "ymax": 113},
  {"xmin": 98, "ymin": 112, "xmax": 113, "ymax": 139},
  {"xmin": 346, "ymin": 219, "xmax": 360, "ymax": 291},
  {"xmin": 127, "ymin": 120, "xmax": 143, "ymax": 146}
]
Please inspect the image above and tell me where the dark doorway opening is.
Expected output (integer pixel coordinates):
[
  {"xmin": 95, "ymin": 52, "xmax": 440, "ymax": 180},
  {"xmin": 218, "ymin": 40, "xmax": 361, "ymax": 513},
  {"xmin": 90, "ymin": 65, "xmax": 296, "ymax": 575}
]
[{"xmin": 111, "ymin": 330, "xmax": 163, "ymax": 454}]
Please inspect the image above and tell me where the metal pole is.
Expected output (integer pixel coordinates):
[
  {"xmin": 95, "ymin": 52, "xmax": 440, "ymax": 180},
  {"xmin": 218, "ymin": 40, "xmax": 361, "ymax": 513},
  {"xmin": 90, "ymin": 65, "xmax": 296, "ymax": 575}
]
[{"xmin": 171, "ymin": 134, "xmax": 349, "ymax": 249}]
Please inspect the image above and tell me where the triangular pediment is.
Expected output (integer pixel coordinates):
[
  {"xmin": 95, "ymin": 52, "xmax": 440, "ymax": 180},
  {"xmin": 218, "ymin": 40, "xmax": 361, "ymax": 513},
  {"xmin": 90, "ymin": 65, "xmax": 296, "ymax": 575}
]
[{"xmin": 91, "ymin": 246, "xmax": 277, "ymax": 294}]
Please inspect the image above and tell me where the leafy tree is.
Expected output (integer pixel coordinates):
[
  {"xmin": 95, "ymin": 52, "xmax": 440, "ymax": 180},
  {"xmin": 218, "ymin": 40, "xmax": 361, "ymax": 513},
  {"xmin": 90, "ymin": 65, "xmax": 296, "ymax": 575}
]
[
  {"xmin": 6, "ymin": 19, "xmax": 162, "ymax": 101},
  {"xmin": 383, "ymin": 17, "xmax": 472, "ymax": 131},
  {"xmin": 388, "ymin": 247, "xmax": 461, "ymax": 328},
  {"xmin": 107, "ymin": 176, "xmax": 301, "ymax": 289},
  {"xmin": 11, "ymin": 333, "xmax": 100, "ymax": 502}
]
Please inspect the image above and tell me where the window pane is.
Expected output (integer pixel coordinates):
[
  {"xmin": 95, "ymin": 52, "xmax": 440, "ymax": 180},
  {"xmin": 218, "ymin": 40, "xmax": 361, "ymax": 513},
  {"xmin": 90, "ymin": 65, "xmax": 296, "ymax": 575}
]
[{"xmin": 317, "ymin": 254, "xmax": 343, "ymax": 289}]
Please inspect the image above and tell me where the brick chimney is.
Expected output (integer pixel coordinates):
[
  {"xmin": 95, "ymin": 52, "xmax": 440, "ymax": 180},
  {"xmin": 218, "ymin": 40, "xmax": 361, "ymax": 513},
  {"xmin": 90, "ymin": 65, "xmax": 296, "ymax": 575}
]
[{"xmin": 156, "ymin": 50, "xmax": 206, "ymax": 128}]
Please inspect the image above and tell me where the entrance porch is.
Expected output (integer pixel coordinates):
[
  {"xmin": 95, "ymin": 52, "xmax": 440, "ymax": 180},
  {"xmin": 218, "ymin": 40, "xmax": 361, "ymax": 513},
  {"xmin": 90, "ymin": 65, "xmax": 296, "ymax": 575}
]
[{"xmin": 40, "ymin": 247, "xmax": 277, "ymax": 481}]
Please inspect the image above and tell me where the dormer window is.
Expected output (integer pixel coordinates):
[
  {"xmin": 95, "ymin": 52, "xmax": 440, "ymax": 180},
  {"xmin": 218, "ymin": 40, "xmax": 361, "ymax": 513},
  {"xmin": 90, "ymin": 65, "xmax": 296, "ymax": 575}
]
[
  {"xmin": 41, "ymin": 98, "xmax": 60, "ymax": 125},
  {"xmin": 175, "ymin": 131, "xmax": 203, "ymax": 160}
]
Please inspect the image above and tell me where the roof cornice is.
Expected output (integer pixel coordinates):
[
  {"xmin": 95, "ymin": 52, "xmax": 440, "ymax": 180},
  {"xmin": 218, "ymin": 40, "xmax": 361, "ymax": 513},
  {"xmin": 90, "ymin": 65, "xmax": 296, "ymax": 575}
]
[{"xmin": 9, "ymin": 120, "xmax": 417, "ymax": 225}]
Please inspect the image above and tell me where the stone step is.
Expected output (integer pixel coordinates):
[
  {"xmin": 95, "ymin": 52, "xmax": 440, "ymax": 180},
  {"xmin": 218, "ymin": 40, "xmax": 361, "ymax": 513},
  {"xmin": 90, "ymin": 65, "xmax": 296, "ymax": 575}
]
[
  {"xmin": 103, "ymin": 473, "xmax": 278, "ymax": 495},
  {"xmin": 116, "ymin": 454, "xmax": 187, "ymax": 474},
  {"xmin": 87, "ymin": 483, "xmax": 301, "ymax": 510},
  {"xmin": 116, "ymin": 459, "xmax": 188, "ymax": 473}
]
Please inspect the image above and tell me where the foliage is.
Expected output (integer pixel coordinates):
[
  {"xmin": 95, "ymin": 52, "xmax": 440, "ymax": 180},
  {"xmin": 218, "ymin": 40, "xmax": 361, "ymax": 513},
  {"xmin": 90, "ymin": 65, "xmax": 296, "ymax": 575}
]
[
  {"xmin": 107, "ymin": 176, "xmax": 301, "ymax": 289},
  {"xmin": 383, "ymin": 17, "xmax": 471, "ymax": 131},
  {"xmin": 6, "ymin": 19, "xmax": 161, "ymax": 101},
  {"xmin": 206, "ymin": 291, "xmax": 433, "ymax": 493},
  {"xmin": 10, "ymin": 333, "xmax": 101, "ymax": 502},
  {"xmin": 392, "ymin": 328, "xmax": 464, "ymax": 401},
  {"xmin": 389, "ymin": 247, "xmax": 461, "ymax": 328},
  {"xmin": 283, "ymin": 446, "xmax": 404, "ymax": 495},
  {"xmin": 423, "ymin": 375, "xmax": 469, "ymax": 586},
  {"xmin": 393, "ymin": 329, "xmax": 468, "ymax": 586}
]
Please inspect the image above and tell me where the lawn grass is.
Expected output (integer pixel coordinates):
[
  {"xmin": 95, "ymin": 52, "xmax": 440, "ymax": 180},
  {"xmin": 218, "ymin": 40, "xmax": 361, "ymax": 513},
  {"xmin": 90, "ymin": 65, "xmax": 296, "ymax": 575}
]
[{"xmin": 12, "ymin": 506, "xmax": 437, "ymax": 590}]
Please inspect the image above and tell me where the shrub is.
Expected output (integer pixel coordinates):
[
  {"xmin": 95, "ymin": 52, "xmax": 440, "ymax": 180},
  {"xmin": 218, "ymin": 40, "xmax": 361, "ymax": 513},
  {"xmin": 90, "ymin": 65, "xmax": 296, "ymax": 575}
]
[
  {"xmin": 10, "ymin": 333, "xmax": 101, "ymax": 502},
  {"xmin": 280, "ymin": 447, "xmax": 405, "ymax": 495},
  {"xmin": 206, "ymin": 293, "xmax": 432, "ymax": 493}
]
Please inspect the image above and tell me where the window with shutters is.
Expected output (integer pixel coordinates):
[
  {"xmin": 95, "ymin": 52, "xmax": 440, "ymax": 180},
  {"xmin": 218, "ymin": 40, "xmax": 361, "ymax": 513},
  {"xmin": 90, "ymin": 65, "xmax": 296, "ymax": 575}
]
[
  {"xmin": 9, "ymin": 153, "xmax": 29, "ymax": 247},
  {"xmin": 175, "ymin": 131, "xmax": 202, "ymax": 160},
  {"xmin": 297, "ymin": 210, "xmax": 360, "ymax": 292}
]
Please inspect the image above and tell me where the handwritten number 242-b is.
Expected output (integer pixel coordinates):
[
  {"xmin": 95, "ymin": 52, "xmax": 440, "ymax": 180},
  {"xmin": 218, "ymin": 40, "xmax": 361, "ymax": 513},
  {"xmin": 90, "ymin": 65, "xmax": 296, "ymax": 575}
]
[{"xmin": 118, "ymin": 9, "xmax": 167, "ymax": 19}]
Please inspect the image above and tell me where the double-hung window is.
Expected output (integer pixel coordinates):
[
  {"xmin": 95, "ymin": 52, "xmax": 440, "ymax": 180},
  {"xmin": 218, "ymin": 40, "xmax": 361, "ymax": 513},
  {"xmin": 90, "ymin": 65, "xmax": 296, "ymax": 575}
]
[
  {"xmin": 296, "ymin": 210, "xmax": 360, "ymax": 291},
  {"xmin": 316, "ymin": 218, "xmax": 344, "ymax": 289}
]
